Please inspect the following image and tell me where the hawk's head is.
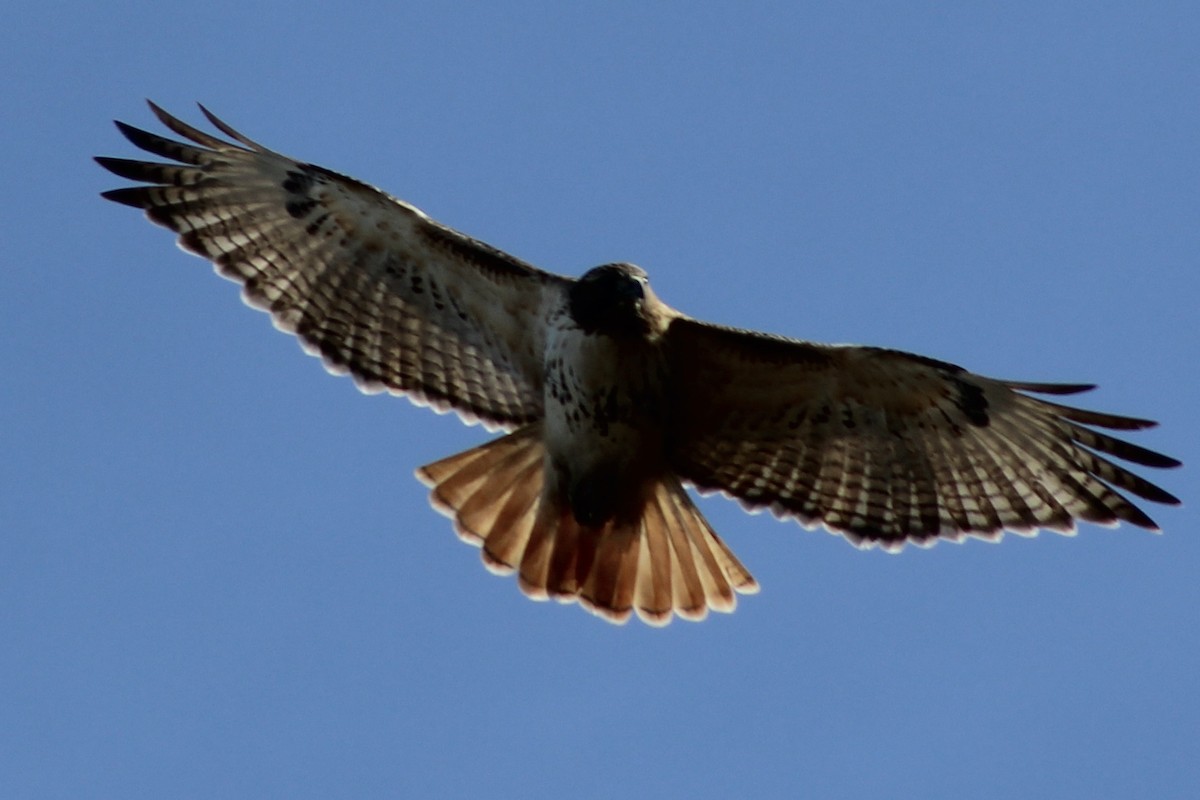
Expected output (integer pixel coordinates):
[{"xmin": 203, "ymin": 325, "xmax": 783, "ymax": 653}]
[{"xmin": 569, "ymin": 262, "xmax": 658, "ymax": 337}]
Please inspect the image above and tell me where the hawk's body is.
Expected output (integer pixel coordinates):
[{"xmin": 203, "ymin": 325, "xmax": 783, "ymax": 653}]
[{"xmin": 98, "ymin": 103, "xmax": 1180, "ymax": 625}]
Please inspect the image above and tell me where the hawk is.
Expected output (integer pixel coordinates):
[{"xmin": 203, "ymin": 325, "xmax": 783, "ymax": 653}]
[{"xmin": 97, "ymin": 102, "xmax": 1181, "ymax": 625}]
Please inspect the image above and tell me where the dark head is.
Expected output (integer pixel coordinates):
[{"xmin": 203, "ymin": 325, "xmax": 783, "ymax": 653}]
[{"xmin": 568, "ymin": 263, "xmax": 654, "ymax": 336}]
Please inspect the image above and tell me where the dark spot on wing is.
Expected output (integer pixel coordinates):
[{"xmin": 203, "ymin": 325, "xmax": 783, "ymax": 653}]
[
  {"xmin": 447, "ymin": 294, "xmax": 470, "ymax": 322},
  {"xmin": 811, "ymin": 404, "xmax": 832, "ymax": 426},
  {"xmin": 939, "ymin": 408, "xmax": 965, "ymax": 437},
  {"xmin": 952, "ymin": 377, "xmax": 990, "ymax": 427},
  {"xmin": 428, "ymin": 276, "xmax": 446, "ymax": 311},
  {"xmin": 383, "ymin": 257, "xmax": 407, "ymax": 280},
  {"xmin": 305, "ymin": 212, "xmax": 330, "ymax": 236},
  {"xmin": 283, "ymin": 166, "xmax": 337, "ymax": 235},
  {"xmin": 286, "ymin": 197, "xmax": 319, "ymax": 219},
  {"xmin": 282, "ymin": 168, "xmax": 319, "ymax": 195}
]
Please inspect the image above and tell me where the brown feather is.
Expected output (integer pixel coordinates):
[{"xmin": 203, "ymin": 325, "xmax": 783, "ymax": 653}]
[
  {"xmin": 417, "ymin": 430, "xmax": 756, "ymax": 624},
  {"xmin": 97, "ymin": 102, "xmax": 566, "ymax": 430},
  {"xmin": 664, "ymin": 317, "xmax": 1180, "ymax": 549}
]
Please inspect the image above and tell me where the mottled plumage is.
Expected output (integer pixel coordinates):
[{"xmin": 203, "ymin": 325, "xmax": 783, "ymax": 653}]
[{"xmin": 97, "ymin": 102, "xmax": 1181, "ymax": 625}]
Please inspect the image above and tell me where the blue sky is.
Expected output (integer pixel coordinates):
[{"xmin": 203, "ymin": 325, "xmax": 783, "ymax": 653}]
[{"xmin": 3, "ymin": 2, "xmax": 1197, "ymax": 797}]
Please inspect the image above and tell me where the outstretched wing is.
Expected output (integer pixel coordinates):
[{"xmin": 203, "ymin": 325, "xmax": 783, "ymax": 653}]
[
  {"xmin": 664, "ymin": 318, "xmax": 1180, "ymax": 549},
  {"xmin": 97, "ymin": 102, "xmax": 570, "ymax": 429}
]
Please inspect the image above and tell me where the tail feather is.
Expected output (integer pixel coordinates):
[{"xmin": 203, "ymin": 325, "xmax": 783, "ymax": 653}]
[
  {"xmin": 634, "ymin": 500, "xmax": 675, "ymax": 624},
  {"xmin": 478, "ymin": 471, "xmax": 543, "ymax": 574},
  {"xmin": 416, "ymin": 426, "xmax": 759, "ymax": 625},
  {"xmin": 516, "ymin": 500, "xmax": 559, "ymax": 600},
  {"xmin": 418, "ymin": 428, "xmax": 542, "ymax": 546},
  {"xmin": 658, "ymin": 484, "xmax": 712, "ymax": 620},
  {"xmin": 580, "ymin": 523, "xmax": 641, "ymax": 623},
  {"xmin": 545, "ymin": 513, "xmax": 598, "ymax": 599},
  {"xmin": 663, "ymin": 482, "xmax": 735, "ymax": 614}
]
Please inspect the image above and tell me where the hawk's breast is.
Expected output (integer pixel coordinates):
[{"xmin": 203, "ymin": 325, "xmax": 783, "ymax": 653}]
[{"xmin": 541, "ymin": 309, "xmax": 668, "ymax": 524}]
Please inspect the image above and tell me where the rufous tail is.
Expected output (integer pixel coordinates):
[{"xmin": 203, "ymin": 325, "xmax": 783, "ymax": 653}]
[{"xmin": 415, "ymin": 424, "xmax": 759, "ymax": 625}]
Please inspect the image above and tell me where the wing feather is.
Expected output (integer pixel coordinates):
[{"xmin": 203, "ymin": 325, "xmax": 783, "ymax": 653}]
[
  {"xmin": 664, "ymin": 317, "xmax": 1180, "ymax": 548},
  {"xmin": 97, "ymin": 102, "xmax": 571, "ymax": 429}
]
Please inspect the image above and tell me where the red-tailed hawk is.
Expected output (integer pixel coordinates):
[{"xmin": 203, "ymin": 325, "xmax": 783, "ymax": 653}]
[{"xmin": 97, "ymin": 103, "xmax": 1181, "ymax": 625}]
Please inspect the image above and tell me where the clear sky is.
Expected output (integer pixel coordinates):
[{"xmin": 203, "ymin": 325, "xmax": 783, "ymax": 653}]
[{"xmin": 3, "ymin": 2, "xmax": 1197, "ymax": 797}]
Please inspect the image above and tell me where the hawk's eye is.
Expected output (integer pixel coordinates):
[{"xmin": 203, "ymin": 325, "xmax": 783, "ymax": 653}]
[{"xmin": 618, "ymin": 275, "xmax": 645, "ymax": 302}]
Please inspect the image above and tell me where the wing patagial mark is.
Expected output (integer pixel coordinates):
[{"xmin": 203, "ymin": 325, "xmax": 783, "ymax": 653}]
[{"xmin": 952, "ymin": 377, "xmax": 990, "ymax": 427}]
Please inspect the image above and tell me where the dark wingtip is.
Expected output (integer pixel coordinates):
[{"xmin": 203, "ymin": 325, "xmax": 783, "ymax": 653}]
[
  {"xmin": 1126, "ymin": 447, "xmax": 1183, "ymax": 470},
  {"xmin": 196, "ymin": 102, "xmax": 266, "ymax": 150},
  {"xmin": 146, "ymin": 98, "xmax": 169, "ymax": 119},
  {"xmin": 1158, "ymin": 487, "xmax": 1182, "ymax": 505},
  {"xmin": 1009, "ymin": 381, "xmax": 1098, "ymax": 395},
  {"xmin": 95, "ymin": 155, "xmax": 126, "ymax": 181},
  {"xmin": 1122, "ymin": 505, "xmax": 1161, "ymax": 531},
  {"xmin": 112, "ymin": 119, "xmax": 145, "ymax": 145},
  {"xmin": 99, "ymin": 187, "xmax": 150, "ymax": 208},
  {"xmin": 94, "ymin": 155, "xmax": 148, "ymax": 181}
]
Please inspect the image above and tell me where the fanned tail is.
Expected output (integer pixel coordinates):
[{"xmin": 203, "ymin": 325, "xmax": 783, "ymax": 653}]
[{"xmin": 415, "ymin": 425, "xmax": 758, "ymax": 625}]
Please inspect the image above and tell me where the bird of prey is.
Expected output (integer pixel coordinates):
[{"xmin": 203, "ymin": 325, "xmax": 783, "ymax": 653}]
[{"xmin": 97, "ymin": 102, "xmax": 1181, "ymax": 626}]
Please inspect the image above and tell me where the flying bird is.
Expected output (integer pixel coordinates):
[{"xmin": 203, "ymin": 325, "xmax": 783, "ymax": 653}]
[{"xmin": 97, "ymin": 102, "xmax": 1181, "ymax": 626}]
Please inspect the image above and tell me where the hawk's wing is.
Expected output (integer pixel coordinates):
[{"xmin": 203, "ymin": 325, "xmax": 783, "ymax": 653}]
[
  {"xmin": 97, "ymin": 102, "xmax": 569, "ymax": 429},
  {"xmin": 663, "ymin": 318, "xmax": 1180, "ymax": 549}
]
